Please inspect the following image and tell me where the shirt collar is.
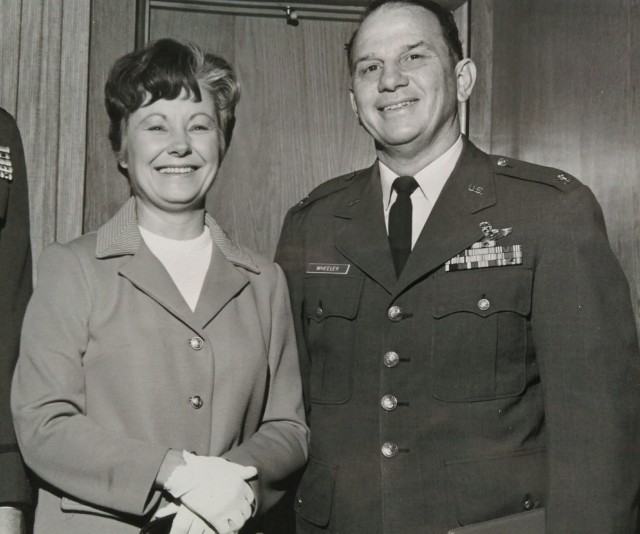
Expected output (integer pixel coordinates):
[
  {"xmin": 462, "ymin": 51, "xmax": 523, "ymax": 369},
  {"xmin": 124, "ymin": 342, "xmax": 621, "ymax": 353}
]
[
  {"xmin": 380, "ymin": 135, "xmax": 464, "ymax": 210},
  {"xmin": 95, "ymin": 196, "xmax": 260, "ymax": 273}
]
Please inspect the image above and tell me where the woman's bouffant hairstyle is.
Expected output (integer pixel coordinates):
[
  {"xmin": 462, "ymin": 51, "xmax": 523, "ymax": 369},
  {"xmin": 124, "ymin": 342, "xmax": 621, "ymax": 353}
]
[{"xmin": 105, "ymin": 38, "xmax": 240, "ymax": 161}]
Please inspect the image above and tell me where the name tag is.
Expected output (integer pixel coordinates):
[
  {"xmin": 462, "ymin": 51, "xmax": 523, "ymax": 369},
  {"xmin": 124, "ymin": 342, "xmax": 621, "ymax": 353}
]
[{"xmin": 306, "ymin": 263, "xmax": 351, "ymax": 275}]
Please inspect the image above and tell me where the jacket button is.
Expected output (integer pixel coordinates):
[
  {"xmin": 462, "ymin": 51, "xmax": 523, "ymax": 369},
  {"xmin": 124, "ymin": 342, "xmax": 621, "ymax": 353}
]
[
  {"xmin": 477, "ymin": 298, "xmax": 490, "ymax": 311},
  {"xmin": 497, "ymin": 157, "xmax": 508, "ymax": 167},
  {"xmin": 388, "ymin": 306, "xmax": 403, "ymax": 321},
  {"xmin": 522, "ymin": 495, "xmax": 535, "ymax": 511},
  {"xmin": 189, "ymin": 395, "xmax": 203, "ymax": 409},
  {"xmin": 189, "ymin": 336, "xmax": 204, "ymax": 350},
  {"xmin": 381, "ymin": 442, "xmax": 399, "ymax": 458},
  {"xmin": 381, "ymin": 394, "xmax": 398, "ymax": 411},
  {"xmin": 383, "ymin": 351, "xmax": 400, "ymax": 367},
  {"xmin": 315, "ymin": 306, "xmax": 324, "ymax": 318}
]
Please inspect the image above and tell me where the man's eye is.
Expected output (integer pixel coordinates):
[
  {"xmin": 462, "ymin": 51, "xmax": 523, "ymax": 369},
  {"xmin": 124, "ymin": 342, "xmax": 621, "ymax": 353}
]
[{"xmin": 360, "ymin": 64, "xmax": 380, "ymax": 75}]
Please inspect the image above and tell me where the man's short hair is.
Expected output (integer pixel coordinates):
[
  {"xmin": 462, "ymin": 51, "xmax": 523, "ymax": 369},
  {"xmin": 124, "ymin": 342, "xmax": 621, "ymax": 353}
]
[{"xmin": 346, "ymin": 0, "xmax": 463, "ymax": 74}]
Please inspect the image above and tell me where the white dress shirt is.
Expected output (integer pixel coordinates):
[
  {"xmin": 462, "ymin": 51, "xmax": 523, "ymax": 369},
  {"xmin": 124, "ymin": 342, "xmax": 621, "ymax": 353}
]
[{"xmin": 381, "ymin": 135, "xmax": 464, "ymax": 248}]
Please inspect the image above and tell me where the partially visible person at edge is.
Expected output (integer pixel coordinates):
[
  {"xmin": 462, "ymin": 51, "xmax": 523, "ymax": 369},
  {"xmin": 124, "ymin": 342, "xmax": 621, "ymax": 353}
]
[
  {"xmin": 11, "ymin": 38, "xmax": 308, "ymax": 534},
  {"xmin": 275, "ymin": 1, "xmax": 640, "ymax": 532},
  {"xmin": 0, "ymin": 108, "xmax": 32, "ymax": 534}
]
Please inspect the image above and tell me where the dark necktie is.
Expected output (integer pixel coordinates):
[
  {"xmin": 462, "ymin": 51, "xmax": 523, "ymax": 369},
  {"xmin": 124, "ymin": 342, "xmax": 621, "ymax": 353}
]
[{"xmin": 389, "ymin": 176, "xmax": 419, "ymax": 277}]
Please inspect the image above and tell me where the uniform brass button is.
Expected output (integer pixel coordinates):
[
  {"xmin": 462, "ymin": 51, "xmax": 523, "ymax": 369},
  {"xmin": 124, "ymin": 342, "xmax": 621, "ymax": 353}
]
[
  {"xmin": 296, "ymin": 497, "xmax": 303, "ymax": 505},
  {"xmin": 522, "ymin": 496, "xmax": 535, "ymax": 511},
  {"xmin": 497, "ymin": 157, "xmax": 508, "ymax": 167},
  {"xmin": 189, "ymin": 336, "xmax": 204, "ymax": 351},
  {"xmin": 189, "ymin": 395, "xmax": 203, "ymax": 409},
  {"xmin": 383, "ymin": 351, "xmax": 400, "ymax": 368},
  {"xmin": 381, "ymin": 394, "xmax": 398, "ymax": 411},
  {"xmin": 381, "ymin": 442, "xmax": 399, "ymax": 458},
  {"xmin": 315, "ymin": 306, "xmax": 324, "ymax": 318},
  {"xmin": 477, "ymin": 298, "xmax": 490, "ymax": 311},
  {"xmin": 388, "ymin": 306, "xmax": 403, "ymax": 322}
]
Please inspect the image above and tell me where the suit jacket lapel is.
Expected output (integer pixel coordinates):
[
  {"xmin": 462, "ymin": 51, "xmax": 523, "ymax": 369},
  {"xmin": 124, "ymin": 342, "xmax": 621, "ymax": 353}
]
[
  {"xmin": 396, "ymin": 140, "xmax": 498, "ymax": 294},
  {"xmin": 99, "ymin": 197, "xmax": 255, "ymax": 333},
  {"xmin": 335, "ymin": 164, "xmax": 397, "ymax": 294},
  {"xmin": 118, "ymin": 241, "xmax": 195, "ymax": 323},
  {"xmin": 194, "ymin": 243, "xmax": 249, "ymax": 328}
]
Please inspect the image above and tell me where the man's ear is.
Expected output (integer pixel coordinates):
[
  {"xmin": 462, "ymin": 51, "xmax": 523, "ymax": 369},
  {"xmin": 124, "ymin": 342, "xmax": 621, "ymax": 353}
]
[
  {"xmin": 349, "ymin": 89, "xmax": 359, "ymax": 118},
  {"xmin": 455, "ymin": 58, "xmax": 477, "ymax": 103}
]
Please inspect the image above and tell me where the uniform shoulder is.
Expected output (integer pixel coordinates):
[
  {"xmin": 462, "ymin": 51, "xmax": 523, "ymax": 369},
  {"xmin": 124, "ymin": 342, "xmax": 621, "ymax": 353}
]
[
  {"xmin": 490, "ymin": 154, "xmax": 582, "ymax": 193},
  {"xmin": 290, "ymin": 168, "xmax": 369, "ymax": 213},
  {"xmin": 0, "ymin": 107, "xmax": 15, "ymax": 122}
]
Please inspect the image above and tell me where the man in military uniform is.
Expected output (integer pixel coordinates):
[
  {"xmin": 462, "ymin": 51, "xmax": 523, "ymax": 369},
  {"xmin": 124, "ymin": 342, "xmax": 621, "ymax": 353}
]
[
  {"xmin": 0, "ymin": 107, "xmax": 32, "ymax": 534},
  {"xmin": 275, "ymin": 1, "xmax": 640, "ymax": 532}
]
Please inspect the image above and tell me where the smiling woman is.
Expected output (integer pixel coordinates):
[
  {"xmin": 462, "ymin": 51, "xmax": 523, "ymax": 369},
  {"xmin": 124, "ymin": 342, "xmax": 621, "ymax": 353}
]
[{"xmin": 11, "ymin": 38, "xmax": 309, "ymax": 534}]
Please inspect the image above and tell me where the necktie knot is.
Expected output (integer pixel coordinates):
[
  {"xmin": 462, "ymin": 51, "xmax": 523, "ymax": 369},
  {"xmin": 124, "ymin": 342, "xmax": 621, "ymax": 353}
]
[{"xmin": 393, "ymin": 176, "xmax": 419, "ymax": 196}]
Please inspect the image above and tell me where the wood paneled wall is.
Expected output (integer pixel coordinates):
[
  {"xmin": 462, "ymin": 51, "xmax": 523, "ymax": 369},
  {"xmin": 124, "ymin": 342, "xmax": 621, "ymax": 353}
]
[
  {"xmin": 468, "ymin": 0, "xmax": 640, "ymax": 321},
  {"xmin": 0, "ymin": 0, "xmax": 90, "ymax": 266},
  {"xmin": 84, "ymin": 0, "xmax": 138, "ymax": 234}
]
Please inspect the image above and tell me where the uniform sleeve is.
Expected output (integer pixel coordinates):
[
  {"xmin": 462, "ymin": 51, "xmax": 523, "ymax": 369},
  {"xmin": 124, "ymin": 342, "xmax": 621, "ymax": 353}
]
[
  {"xmin": 274, "ymin": 209, "xmax": 312, "ymax": 416},
  {"xmin": 0, "ymin": 109, "xmax": 32, "ymax": 507},
  {"xmin": 222, "ymin": 261, "xmax": 309, "ymax": 514},
  {"xmin": 10, "ymin": 243, "xmax": 168, "ymax": 516},
  {"xmin": 531, "ymin": 185, "xmax": 640, "ymax": 532}
]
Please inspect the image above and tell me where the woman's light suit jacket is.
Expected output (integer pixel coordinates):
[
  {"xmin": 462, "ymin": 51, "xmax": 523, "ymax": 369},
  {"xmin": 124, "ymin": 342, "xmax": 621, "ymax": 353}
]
[{"xmin": 12, "ymin": 197, "xmax": 309, "ymax": 534}]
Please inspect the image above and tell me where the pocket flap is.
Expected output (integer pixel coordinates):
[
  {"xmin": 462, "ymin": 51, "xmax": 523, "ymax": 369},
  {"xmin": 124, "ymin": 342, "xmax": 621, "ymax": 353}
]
[
  {"xmin": 446, "ymin": 448, "xmax": 546, "ymax": 526},
  {"xmin": 294, "ymin": 457, "xmax": 338, "ymax": 527},
  {"xmin": 303, "ymin": 275, "xmax": 364, "ymax": 322},
  {"xmin": 434, "ymin": 269, "xmax": 532, "ymax": 318}
]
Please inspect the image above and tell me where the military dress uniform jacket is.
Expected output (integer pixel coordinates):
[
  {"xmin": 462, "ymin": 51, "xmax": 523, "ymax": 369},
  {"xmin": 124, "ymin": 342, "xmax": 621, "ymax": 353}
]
[
  {"xmin": 275, "ymin": 138, "xmax": 640, "ymax": 533},
  {"xmin": 11, "ymin": 198, "xmax": 309, "ymax": 534},
  {"xmin": 0, "ymin": 108, "xmax": 32, "ymax": 507}
]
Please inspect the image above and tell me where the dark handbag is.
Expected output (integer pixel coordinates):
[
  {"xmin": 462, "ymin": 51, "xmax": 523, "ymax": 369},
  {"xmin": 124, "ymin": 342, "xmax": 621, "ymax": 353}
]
[{"xmin": 139, "ymin": 514, "xmax": 176, "ymax": 534}]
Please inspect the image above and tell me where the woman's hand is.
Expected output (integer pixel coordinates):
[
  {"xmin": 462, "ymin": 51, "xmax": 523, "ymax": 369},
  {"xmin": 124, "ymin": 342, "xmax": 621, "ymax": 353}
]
[
  {"xmin": 170, "ymin": 504, "xmax": 217, "ymax": 534},
  {"xmin": 163, "ymin": 452, "xmax": 256, "ymax": 534}
]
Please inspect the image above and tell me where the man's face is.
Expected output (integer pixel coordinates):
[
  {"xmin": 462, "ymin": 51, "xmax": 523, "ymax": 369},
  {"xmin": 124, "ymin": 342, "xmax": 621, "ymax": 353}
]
[{"xmin": 349, "ymin": 5, "xmax": 464, "ymax": 155}]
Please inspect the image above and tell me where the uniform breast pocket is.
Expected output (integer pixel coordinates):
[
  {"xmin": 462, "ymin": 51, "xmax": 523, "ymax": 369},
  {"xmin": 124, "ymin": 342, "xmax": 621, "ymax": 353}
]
[
  {"xmin": 303, "ymin": 275, "xmax": 364, "ymax": 404},
  {"xmin": 431, "ymin": 268, "xmax": 532, "ymax": 402}
]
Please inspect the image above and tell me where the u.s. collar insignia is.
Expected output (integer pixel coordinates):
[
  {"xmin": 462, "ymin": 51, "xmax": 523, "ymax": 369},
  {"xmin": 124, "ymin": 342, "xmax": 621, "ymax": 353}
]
[{"xmin": 0, "ymin": 146, "xmax": 13, "ymax": 182}]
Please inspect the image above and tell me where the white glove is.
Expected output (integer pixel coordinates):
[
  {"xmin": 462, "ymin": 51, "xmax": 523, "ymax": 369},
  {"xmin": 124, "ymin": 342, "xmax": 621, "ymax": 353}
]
[
  {"xmin": 171, "ymin": 504, "xmax": 218, "ymax": 534},
  {"xmin": 164, "ymin": 452, "xmax": 256, "ymax": 534},
  {"xmin": 153, "ymin": 503, "xmax": 216, "ymax": 534}
]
